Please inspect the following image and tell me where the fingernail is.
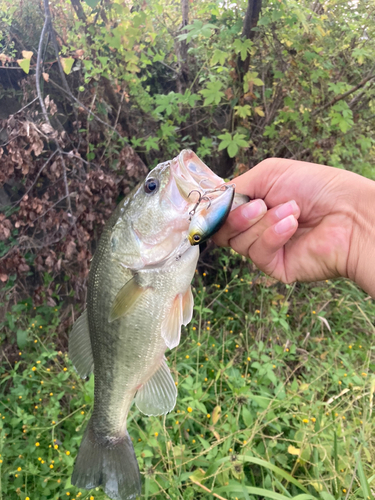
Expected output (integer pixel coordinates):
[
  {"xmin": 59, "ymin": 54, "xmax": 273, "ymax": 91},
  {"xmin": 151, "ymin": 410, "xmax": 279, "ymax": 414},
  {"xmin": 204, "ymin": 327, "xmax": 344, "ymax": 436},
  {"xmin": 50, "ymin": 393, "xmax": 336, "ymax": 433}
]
[
  {"xmin": 242, "ymin": 200, "xmax": 267, "ymax": 220},
  {"xmin": 274, "ymin": 215, "xmax": 297, "ymax": 235},
  {"xmin": 275, "ymin": 200, "xmax": 298, "ymax": 220}
]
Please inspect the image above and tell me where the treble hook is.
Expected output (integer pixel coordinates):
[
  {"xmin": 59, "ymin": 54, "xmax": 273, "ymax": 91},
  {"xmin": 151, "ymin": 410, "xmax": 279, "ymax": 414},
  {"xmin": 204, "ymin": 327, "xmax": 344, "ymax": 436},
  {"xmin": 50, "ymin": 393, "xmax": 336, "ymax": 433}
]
[
  {"xmin": 188, "ymin": 189, "xmax": 203, "ymax": 217},
  {"xmin": 200, "ymin": 195, "xmax": 212, "ymax": 209},
  {"xmin": 188, "ymin": 189, "xmax": 203, "ymax": 202}
]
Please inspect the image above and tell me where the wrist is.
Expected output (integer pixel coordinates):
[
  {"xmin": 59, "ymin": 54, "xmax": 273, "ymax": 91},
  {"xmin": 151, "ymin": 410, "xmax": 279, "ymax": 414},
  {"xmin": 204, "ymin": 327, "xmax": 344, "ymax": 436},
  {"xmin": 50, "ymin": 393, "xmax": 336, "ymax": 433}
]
[{"xmin": 346, "ymin": 173, "xmax": 375, "ymax": 298}]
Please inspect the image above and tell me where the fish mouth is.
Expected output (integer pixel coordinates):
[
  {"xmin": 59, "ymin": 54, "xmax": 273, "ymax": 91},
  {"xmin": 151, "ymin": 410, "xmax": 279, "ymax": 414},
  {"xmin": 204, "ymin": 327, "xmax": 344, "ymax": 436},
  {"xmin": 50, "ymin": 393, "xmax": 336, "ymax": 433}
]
[
  {"xmin": 169, "ymin": 150, "xmax": 239, "ymax": 246},
  {"xmin": 171, "ymin": 150, "xmax": 250, "ymax": 207},
  {"xmin": 170, "ymin": 150, "xmax": 225, "ymax": 201}
]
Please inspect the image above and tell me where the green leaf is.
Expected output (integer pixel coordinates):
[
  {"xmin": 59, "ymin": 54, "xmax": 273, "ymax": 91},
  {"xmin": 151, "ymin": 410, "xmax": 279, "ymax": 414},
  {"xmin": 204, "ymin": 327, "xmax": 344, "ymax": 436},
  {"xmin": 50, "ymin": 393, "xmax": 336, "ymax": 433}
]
[
  {"xmin": 177, "ymin": 20, "xmax": 216, "ymax": 43},
  {"xmin": 217, "ymin": 132, "xmax": 232, "ymax": 151},
  {"xmin": 234, "ymin": 105, "xmax": 252, "ymax": 119},
  {"xmin": 211, "ymin": 49, "xmax": 227, "ymax": 66},
  {"xmin": 215, "ymin": 485, "xmax": 315, "ymax": 500},
  {"xmin": 355, "ymin": 450, "xmax": 374, "ymax": 499},
  {"xmin": 60, "ymin": 57, "xmax": 74, "ymax": 75},
  {"xmin": 98, "ymin": 56, "xmax": 109, "ymax": 67},
  {"xmin": 199, "ymin": 81, "xmax": 224, "ymax": 106},
  {"xmin": 242, "ymin": 406, "xmax": 253, "ymax": 427},
  {"xmin": 213, "ymin": 455, "xmax": 310, "ymax": 494},
  {"xmin": 244, "ymin": 71, "xmax": 264, "ymax": 92},
  {"xmin": 159, "ymin": 123, "xmax": 177, "ymax": 139},
  {"xmin": 218, "ymin": 132, "xmax": 248, "ymax": 157},
  {"xmin": 105, "ymin": 27, "xmax": 122, "ymax": 49},
  {"xmin": 319, "ymin": 493, "xmax": 336, "ymax": 500},
  {"xmin": 16, "ymin": 329, "xmax": 28, "ymax": 349},
  {"xmin": 144, "ymin": 136, "xmax": 159, "ymax": 152},
  {"xmin": 233, "ymin": 39, "xmax": 254, "ymax": 61},
  {"xmin": 227, "ymin": 141, "xmax": 238, "ymax": 158},
  {"xmin": 233, "ymin": 132, "xmax": 249, "ymax": 148},
  {"xmin": 17, "ymin": 58, "xmax": 30, "ymax": 74},
  {"xmin": 83, "ymin": 0, "xmax": 100, "ymax": 7}
]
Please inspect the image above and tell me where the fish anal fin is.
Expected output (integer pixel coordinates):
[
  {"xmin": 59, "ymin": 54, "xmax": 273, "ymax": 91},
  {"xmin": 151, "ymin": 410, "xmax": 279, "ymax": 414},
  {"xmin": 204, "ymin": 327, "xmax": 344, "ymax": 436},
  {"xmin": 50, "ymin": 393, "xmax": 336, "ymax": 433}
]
[
  {"xmin": 182, "ymin": 285, "xmax": 194, "ymax": 326},
  {"xmin": 109, "ymin": 276, "xmax": 149, "ymax": 323},
  {"xmin": 69, "ymin": 310, "xmax": 94, "ymax": 379},
  {"xmin": 161, "ymin": 294, "xmax": 183, "ymax": 350},
  {"xmin": 135, "ymin": 358, "xmax": 177, "ymax": 416}
]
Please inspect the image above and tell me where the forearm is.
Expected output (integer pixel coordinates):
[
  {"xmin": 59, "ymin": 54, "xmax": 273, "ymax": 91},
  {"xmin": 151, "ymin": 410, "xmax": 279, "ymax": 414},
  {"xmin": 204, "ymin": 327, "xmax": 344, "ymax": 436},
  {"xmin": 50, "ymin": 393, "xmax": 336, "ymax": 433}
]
[{"xmin": 346, "ymin": 172, "xmax": 375, "ymax": 298}]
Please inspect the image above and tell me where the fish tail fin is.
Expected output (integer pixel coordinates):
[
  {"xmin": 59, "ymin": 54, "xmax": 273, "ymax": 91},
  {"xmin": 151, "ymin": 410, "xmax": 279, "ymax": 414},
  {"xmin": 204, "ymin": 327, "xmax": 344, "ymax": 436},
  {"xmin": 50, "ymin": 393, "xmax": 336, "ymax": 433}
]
[{"xmin": 71, "ymin": 419, "xmax": 141, "ymax": 500}]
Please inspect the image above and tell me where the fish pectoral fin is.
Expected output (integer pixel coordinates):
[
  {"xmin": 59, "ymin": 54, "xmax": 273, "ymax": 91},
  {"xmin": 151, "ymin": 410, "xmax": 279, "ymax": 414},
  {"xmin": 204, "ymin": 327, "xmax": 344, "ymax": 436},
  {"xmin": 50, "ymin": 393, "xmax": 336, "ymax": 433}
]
[
  {"xmin": 135, "ymin": 358, "xmax": 177, "ymax": 416},
  {"xmin": 69, "ymin": 309, "xmax": 94, "ymax": 379},
  {"xmin": 182, "ymin": 285, "xmax": 194, "ymax": 326},
  {"xmin": 109, "ymin": 275, "xmax": 149, "ymax": 323},
  {"xmin": 161, "ymin": 294, "xmax": 183, "ymax": 350}
]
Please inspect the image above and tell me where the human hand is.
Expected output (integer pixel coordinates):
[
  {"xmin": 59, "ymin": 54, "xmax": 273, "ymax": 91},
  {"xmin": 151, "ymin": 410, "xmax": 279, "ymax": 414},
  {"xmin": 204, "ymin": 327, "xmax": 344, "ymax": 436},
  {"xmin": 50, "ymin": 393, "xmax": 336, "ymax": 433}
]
[{"xmin": 214, "ymin": 158, "xmax": 375, "ymax": 296}]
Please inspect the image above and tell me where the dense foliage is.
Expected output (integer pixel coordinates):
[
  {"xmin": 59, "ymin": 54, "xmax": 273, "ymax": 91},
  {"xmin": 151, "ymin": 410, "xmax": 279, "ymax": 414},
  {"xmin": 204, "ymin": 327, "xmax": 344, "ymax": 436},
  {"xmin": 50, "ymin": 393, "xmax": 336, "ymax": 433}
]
[{"xmin": 0, "ymin": 0, "xmax": 374, "ymax": 499}]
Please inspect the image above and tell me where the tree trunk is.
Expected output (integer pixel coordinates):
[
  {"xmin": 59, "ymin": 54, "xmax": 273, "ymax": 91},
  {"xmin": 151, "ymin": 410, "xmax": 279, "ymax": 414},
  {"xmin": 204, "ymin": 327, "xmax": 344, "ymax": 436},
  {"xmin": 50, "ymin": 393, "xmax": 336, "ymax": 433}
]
[{"xmin": 240, "ymin": 0, "xmax": 262, "ymax": 76}]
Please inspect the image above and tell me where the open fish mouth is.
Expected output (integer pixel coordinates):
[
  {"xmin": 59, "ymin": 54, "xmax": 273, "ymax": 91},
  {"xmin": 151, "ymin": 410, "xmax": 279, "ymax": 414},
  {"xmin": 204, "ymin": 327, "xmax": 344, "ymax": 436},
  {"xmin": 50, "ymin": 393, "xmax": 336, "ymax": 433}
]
[
  {"xmin": 171, "ymin": 149, "xmax": 249, "ymax": 209},
  {"xmin": 170, "ymin": 149, "xmax": 225, "ymax": 201},
  {"xmin": 169, "ymin": 150, "xmax": 249, "ymax": 247}
]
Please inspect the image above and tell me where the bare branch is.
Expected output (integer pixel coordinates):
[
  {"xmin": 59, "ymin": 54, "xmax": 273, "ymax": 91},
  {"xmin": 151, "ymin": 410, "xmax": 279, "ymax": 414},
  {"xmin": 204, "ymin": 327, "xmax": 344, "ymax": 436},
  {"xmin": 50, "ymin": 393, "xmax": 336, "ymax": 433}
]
[
  {"xmin": 13, "ymin": 97, "xmax": 39, "ymax": 116},
  {"xmin": 36, "ymin": 0, "xmax": 73, "ymax": 219},
  {"xmin": 11, "ymin": 151, "xmax": 58, "ymax": 208},
  {"xmin": 48, "ymin": 78, "xmax": 125, "ymax": 140},
  {"xmin": 312, "ymin": 74, "xmax": 375, "ymax": 116}
]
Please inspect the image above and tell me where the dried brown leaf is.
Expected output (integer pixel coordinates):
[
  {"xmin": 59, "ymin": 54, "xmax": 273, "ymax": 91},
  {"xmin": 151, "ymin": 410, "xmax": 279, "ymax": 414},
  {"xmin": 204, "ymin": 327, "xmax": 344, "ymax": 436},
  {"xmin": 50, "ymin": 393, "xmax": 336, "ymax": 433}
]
[{"xmin": 40, "ymin": 123, "xmax": 54, "ymax": 135}]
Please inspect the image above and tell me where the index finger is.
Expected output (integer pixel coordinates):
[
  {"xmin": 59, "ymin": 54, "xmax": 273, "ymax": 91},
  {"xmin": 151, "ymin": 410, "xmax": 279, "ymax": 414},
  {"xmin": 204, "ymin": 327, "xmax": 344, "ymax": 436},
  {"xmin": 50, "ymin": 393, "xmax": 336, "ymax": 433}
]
[{"xmin": 213, "ymin": 199, "xmax": 267, "ymax": 247}]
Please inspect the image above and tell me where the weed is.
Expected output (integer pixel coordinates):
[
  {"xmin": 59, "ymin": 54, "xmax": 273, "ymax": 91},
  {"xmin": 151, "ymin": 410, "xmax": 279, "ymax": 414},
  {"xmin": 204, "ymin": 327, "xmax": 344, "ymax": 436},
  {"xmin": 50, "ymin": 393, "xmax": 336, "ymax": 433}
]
[{"xmin": 0, "ymin": 250, "xmax": 374, "ymax": 499}]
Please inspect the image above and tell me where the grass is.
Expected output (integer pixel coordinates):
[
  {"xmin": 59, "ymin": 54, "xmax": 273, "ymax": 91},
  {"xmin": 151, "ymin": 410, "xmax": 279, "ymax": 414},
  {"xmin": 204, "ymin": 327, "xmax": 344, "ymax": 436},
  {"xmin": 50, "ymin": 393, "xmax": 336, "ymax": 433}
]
[{"xmin": 0, "ymin": 248, "xmax": 374, "ymax": 500}]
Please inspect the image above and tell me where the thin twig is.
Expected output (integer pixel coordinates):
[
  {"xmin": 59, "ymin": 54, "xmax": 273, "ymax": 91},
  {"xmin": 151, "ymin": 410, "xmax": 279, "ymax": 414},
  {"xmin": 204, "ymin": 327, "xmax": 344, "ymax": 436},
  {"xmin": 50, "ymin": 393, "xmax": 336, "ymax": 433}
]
[
  {"xmin": 48, "ymin": 78, "xmax": 126, "ymax": 140},
  {"xmin": 36, "ymin": 0, "xmax": 73, "ymax": 219},
  {"xmin": 10, "ymin": 151, "xmax": 57, "ymax": 208},
  {"xmin": 312, "ymin": 74, "xmax": 375, "ymax": 116},
  {"xmin": 190, "ymin": 479, "xmax": 228, "ymax": 500},
  {"xmin": 35, "ymin": 1, "xmax": 50, "ymax": 120},
  {"xmin": 32, "ymin": 193, "xmax": 75, "ymax": 224},
  {"xmin": 48, "ymin": 22, "xmax": 79, "ymax": 131},
  {"xmin": 156, "ymin": 59, "xmax": 179, "ymax": 74},
  {"xmin": 13, "ymin": 97, "xmax": 39, "ymax": 116},
  {"xmin": 100, "ymin": 89, "xmax": 125, "ymax": 162},
  {"xmin": 0, "ymin": 66, "xmax": 26, "ymax": 70}
]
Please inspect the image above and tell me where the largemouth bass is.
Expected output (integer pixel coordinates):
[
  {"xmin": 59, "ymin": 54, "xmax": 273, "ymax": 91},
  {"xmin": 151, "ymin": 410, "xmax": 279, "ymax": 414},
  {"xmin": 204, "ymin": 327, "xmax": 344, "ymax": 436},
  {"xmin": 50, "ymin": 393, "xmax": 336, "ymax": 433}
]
[{"xmin": 69, "ymin": 150, "xmax": 249, "ymax": 500}]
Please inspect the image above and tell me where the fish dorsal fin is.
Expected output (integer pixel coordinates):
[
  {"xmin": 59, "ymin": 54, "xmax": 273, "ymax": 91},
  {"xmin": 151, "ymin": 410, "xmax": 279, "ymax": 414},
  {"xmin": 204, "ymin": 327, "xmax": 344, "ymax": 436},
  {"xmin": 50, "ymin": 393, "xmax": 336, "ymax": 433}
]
[
  {"xmin": 135, "ymin": 358, "xmax": 177, "ymax": 416},
  {"xmin": 161, "ymin": 294, "xmax": 183, "ymax": 350},
  {"xmin": 69, "ymin": 309, "xmax": 94, "ymax": 379},
  {"xmin": 109, "ymin": 276, "xmax": 148, "ymax": 323},
  {"xmin": 182, "ymin": 285, "xmax": 194, "ymax": 326}
]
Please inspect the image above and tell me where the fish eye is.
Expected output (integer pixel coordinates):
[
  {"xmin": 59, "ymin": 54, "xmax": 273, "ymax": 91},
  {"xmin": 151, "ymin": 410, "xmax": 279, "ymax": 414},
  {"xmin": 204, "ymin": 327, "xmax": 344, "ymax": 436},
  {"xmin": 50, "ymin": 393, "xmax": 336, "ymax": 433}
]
[
  {"xmin": 193, "ymin": 234, "xmax": 201, "ymax": 243},
  {"xmin": 144, "ymin": 178, "xmax": 159, "ymax": 194}
]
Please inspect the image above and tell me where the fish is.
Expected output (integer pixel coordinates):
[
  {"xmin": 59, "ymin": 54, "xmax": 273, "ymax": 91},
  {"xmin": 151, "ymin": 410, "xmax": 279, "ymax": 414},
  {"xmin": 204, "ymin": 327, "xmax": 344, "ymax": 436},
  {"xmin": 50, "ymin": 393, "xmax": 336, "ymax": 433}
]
[{"xmin": 69, "ymin": 150, "xmax": 249, "ymax": 500}]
